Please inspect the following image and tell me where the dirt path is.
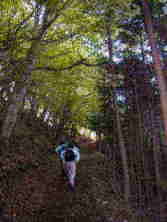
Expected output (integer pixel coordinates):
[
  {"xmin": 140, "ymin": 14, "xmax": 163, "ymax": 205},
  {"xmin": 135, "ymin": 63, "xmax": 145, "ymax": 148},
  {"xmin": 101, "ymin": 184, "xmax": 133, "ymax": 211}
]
[{"xmin": 1, "ymin": 151, "xmax": 122, "ymax": 222}]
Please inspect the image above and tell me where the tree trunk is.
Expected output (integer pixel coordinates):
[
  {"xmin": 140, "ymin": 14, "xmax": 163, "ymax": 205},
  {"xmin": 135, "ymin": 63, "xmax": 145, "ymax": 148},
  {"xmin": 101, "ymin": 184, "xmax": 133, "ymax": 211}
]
[
  {"xmin": 133, "ymin": 80, "xmax": 145, "ymax": 211},
  {"xmin": 113, "ymin": 90, "xmax": 131, "ymax": 203},
  {"xmin": 150, "ymin": 107, "xmax": 162, "ymax": 221},
  {"xmin": 1, "ymin": 84, "xmax": 28, "ymax": 139},
  {"xmin": 1, "ymin": 7, "xmax": 50, "ymax": 139},
  {"xmin": 142, "ymin": 0, "xmax": 167, "ymax": 143},
  {"xmin": 1, "ymin": 58, "xmax": 36, "ymax": 139},
  {"xmin": 106, "ymin": 29, "xmax": 131, "ymax": 203},
  {"xmin": 41, "ymin": 108, "xmax": 49, "ymax": 121},
  {"xmin": 142, "ymin": 1, "xmax": 164, "ymax": 220}
]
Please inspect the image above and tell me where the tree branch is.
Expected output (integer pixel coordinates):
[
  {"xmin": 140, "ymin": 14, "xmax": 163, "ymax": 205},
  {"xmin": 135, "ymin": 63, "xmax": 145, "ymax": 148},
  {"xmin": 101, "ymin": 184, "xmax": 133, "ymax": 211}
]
[
  {"xmin": 40, "ymin": 33, "xmax": 77, "ymax": 44},
  {"xmin": 34, "ymin": 59, "xmax": 109, "ymax": 72},
  {"xmin": 81, "ymin": 61, "xmax": 109, "ymax": 67},
  {"xmin": 14, "ymin": 11, "xmax": 35, "ymax": 34},
  {"xmin": 34, "ymin": 59, "xmax": 85, "ymax": 72},
  {"xmin": 39, "ymin": 0, "xmax": 74, "ymax": 37}
]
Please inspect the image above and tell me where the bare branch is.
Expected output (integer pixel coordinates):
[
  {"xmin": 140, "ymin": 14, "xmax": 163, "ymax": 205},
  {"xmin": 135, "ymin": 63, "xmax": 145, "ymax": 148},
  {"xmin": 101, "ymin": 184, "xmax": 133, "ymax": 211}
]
[
  {"xmin": 34, "ymin": 59, "xmax": 85, "ymax": 72},
  {"xmin": 82, "ymin": 61, "xmax": 109, "ymax": 67},
  {"xmin": 34, "ymin": 59, "xmax": 108, "ymax": 73}
]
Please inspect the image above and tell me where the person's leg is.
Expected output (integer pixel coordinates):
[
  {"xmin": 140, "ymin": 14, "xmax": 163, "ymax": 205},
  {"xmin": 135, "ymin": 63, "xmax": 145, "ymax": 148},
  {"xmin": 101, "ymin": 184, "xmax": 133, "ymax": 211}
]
[{"xmin": 64, "ymin": 162, "xmax": 76, "ymax": 191}]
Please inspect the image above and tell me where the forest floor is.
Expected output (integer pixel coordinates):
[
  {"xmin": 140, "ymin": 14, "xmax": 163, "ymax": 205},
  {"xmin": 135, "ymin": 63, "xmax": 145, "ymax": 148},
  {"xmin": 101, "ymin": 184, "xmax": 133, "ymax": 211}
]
[
  {"xmin": 0, "ymin": 139, "xmax": 130, "ymax": 221},
  {"xmin": 0, "ymin": 119, "xmax": 166, "ymax": 222}
]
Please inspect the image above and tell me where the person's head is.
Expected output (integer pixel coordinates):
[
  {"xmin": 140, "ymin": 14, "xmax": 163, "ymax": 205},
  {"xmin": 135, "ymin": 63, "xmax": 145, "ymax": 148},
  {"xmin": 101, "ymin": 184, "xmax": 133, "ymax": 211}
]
[
  {"xmin": 66, "ymin": 141, "xmax": 74, "ymax": 148},
  {"xmin": 59, "ymin": 140, "xmax": 66, "ymax": 145}
]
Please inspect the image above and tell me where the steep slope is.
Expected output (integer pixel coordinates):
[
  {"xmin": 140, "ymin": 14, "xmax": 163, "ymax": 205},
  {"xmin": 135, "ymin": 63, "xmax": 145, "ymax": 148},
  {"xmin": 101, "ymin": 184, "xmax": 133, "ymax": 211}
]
[
  {"xmin": 0, "ymin": 146, "xmax": 132, "ymax": 222},
  {"xmin": 0, "ymin": 118, "xmax": 132, "ymax": 222}
]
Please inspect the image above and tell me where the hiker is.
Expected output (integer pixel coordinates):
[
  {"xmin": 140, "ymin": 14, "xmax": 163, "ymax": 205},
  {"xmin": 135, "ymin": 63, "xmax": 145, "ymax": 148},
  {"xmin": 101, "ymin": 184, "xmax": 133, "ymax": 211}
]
[{"xmin": 55, "ymin": 141, "xmax": 80, "ymax": 191}]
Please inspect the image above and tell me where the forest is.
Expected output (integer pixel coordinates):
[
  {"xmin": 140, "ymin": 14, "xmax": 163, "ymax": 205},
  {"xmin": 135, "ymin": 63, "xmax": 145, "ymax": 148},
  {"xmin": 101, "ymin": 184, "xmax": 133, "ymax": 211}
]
[{"xmin": 0, "ymin": 0, "xmax": 167, "ymax": 222}]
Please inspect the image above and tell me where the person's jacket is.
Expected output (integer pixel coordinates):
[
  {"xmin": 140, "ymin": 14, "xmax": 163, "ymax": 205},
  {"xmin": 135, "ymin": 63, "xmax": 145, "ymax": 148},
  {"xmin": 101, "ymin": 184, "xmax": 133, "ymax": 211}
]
[{"xmin": 55, "ymin": 143, "xmax": 80, "ymax": 162}]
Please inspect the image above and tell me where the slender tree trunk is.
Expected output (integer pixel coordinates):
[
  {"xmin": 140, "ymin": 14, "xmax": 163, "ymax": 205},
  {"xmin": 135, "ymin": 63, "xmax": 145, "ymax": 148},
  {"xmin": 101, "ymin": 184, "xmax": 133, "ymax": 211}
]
[
  {"xmin": 30, "ymin": 96, "xmax": 38, "ymax": 113},
  {"xmin": 113, "ymin": 90, "xmax": 131, "ymax": 203},
  {"xmin": 41, "ymin": 108, "xmax": 49, "ymax": 121},
  {"xmin": 150, "ymin": 107, "xmax": 162, "ymax": 221},
  {"xmin": 142, "ymin": 0, "xmax": 167, "ymax": 143},
  {"xmin": 106, "ymin": 29, "xmax": 130, "ymax": 203},
  {"xmin": 133, "ymin": 80, "xmax": 145, "ymax": 211}
]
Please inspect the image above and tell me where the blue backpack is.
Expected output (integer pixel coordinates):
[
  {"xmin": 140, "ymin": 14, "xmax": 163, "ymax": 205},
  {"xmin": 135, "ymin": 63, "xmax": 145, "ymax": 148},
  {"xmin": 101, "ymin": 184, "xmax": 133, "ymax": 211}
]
[{"xmin": 64, "ymin": 149, "xmax": 75, "ymax": 162}]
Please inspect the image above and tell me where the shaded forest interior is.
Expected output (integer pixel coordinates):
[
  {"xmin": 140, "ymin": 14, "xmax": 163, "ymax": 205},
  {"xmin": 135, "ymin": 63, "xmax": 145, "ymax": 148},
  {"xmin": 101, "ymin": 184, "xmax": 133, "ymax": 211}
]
[{"xmin": 0, "ymin": 0, "xmax": 167, "ymax": 222}]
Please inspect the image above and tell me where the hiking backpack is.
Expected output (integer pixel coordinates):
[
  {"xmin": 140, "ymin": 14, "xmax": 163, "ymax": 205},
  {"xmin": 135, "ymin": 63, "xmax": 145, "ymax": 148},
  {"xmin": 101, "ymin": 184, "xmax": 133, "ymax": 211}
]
[{"xmin": 64, "ymin": 149, "xmax": 76, "ymax": 162}]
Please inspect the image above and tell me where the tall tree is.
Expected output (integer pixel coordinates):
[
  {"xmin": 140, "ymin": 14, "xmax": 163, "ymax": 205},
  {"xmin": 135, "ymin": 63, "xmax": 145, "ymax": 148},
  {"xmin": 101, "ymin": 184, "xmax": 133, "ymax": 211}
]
[
  {"xmin": 141, "ymin": 1, "xmax": 165, "ymax": 219},
  {"xmin": 141, "ymin": 0, "xmax": 167, "ymax": 143},
  {"xmin": 84, "ymin": 0, "xmax": 132, "ymax": 203},
  {"xmin": 0, "ymin": 0, "xmax": 86, "ymax": 139},
  {"xmin": 106, "ymin": 32, "xmax": 130, "ymax": 204}
]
